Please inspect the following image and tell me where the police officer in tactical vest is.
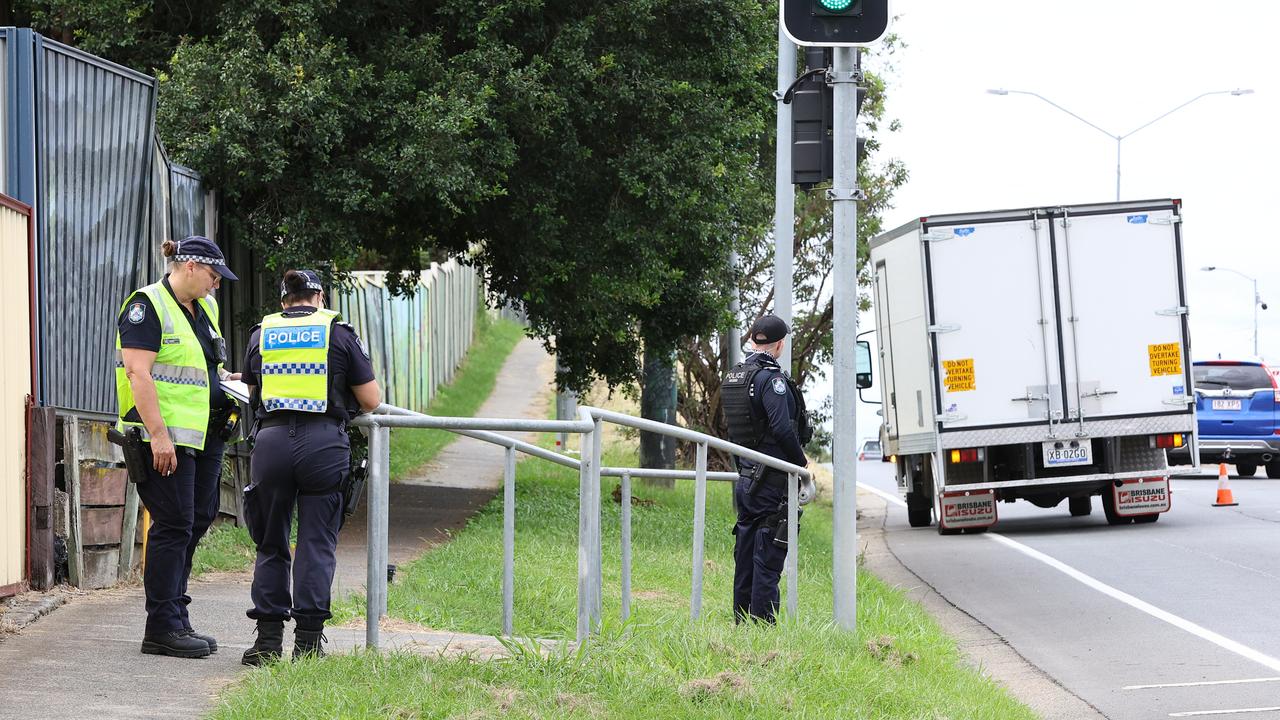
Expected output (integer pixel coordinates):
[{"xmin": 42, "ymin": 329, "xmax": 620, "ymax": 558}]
[
  {"xmin": 239, "ymin": 270, "xmax": 382, "ymax": 665},
  {"xmin": 721, "ymin": 314, "xmax": 811, "ymax": 624},
  {"xmin": 115, "ymin": 236, "xmax": 239, "ymax": 658}
]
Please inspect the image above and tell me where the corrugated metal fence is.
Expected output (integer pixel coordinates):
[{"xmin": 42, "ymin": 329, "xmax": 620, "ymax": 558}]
[
  {"xmin": 0, "ymin": 195, "xmax": 33, "ymax": 595},
  {"xmin": 334, "ymin": 260, "xmax": 481, "ymax": 414},
  {"xmin": 1, "ymin": 27, "xmax": 216, "ymax": 415}
]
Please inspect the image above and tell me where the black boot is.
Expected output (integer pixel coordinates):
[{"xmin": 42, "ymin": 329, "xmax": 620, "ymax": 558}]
[
  {"xmin": 141, "ymin": 630, "xmax": 211, "ymax": 659},
  {"xmin": 241, "ymin": 620, "xmax": 285, "ymax": 666},
  {"xmin": 292, "ymin": 626, "xmax": 327, "ymax": 660},
  {"xmin": 183, "ymin": 628, "xmax": 218, "ymax": 653}
]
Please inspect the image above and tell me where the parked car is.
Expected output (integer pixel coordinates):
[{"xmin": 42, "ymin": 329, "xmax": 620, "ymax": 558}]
[
  {"xmin": 1169, "ymin": 360, "xmax": 1280, "ymax": 477},
  {"xmin": 858, "ymin": 439, "xmax": 883, "ymax": 462}
]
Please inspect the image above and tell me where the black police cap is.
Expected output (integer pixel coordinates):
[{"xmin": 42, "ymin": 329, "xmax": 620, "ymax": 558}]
[
  {"xmin": 280, "ymin": 269, "xmax": 325, "ymax": 300},
  {"xmin": 174, "ymin": 236, "xmax": 238, "ymax": 281},
  {"xmin": 749, "ymin": 314, "xmax": 789, "ymax": 344}
]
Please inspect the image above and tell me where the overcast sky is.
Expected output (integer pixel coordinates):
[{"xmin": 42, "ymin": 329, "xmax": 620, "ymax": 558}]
[{"xmin": 828, "ymin": 0, "xmax": 1279, "ymax": 440}]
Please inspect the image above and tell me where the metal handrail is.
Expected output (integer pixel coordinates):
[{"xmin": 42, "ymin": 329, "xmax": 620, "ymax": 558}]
[{"xmin": 351, "ymin": 402, "xmax": 817, "ymax": 647}]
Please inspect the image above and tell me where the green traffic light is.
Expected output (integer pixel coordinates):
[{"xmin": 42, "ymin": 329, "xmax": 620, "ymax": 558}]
[{"xmin": 817, "ymin": 0, "xmax": 854, "ymax": 12}]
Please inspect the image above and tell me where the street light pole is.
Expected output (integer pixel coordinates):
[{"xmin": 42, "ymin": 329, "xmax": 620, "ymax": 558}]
[
  {"xmin": 1202, "ymin": 266, "xmax": 1267, "ymax": 357},
  {"xmin": 987, "ymin": 88, "xmax": 1254, "ymax": 201}
]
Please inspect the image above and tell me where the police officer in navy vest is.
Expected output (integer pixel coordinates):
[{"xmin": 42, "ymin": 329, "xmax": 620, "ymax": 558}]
[
  {"xmin": 240, "ymin": 270, "xmax": 381, "ymax": 665},
  {"xmin": 115, "ymin": 236, "xmax": 239, "ymax": 658},
  {"xmin": 721, "ymin": 315, "xmax": 811, "ymax": 623}
]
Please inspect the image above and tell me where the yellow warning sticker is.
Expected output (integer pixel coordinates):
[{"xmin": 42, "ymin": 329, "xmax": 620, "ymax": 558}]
[
  {"xmin": 943, "ymin": 358, "xmax": 976, "ymax": 392},
  {"xmin": 1148, "ymin": 343, "xmax": 1182, "ymax": 377}
]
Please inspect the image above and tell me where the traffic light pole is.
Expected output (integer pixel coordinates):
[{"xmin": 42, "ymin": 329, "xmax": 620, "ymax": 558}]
[
  {"xmin": 774, "ymin": 29, "xmax": 796, "ymax": 372},
  {"xmin": 829, "ymin": 46, "xmax": 860, "ymax": 631}
]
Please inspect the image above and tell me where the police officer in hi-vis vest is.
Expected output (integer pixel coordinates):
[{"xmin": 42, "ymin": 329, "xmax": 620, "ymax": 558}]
[
  {"xmin": 720, "ymin": 314, "xmax": 811, "ymax": 624},
  {"xmin": 116, "ymin": 236, "xmax": 239, "ymax": 658},
  {"xmin": 240, "ymin": 269, "xmax": 381, "ymax": 665}
]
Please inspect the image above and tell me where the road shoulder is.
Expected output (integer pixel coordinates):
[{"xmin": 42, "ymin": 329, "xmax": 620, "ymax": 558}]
[{"xmin": 858, "ymin": 489, "xmax": 1108, "ymax": 720}]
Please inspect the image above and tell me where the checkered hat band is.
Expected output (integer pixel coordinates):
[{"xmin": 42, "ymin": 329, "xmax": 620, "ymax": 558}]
[
  {"xmin": 174, "ymin": 254, "xmax": 227, "ymax": 266},
  {"xmin": 262, "ymin": 362, "xmax": 328, "ymax": 375},
  {"xmin": 263, "ymin": 398, "xmax": 328, "ymax": 413}
]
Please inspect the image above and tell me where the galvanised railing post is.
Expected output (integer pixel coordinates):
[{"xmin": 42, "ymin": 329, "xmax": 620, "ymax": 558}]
[
  {"xmin": 502, "ymin": 445, "xmax": 517, "ymax": 636},
  {"xmin": 576, "ymin": 417, "xmax": 596, "ymax": 642},
  {"xmin": 620, "ymin": 470, "xmax": 632, "ymax": 623},
  {"xmin": 691, "ymin": 442, "xmax": 708, "ymax": 620},
  {"xmin": 786, "ymin": 472, "xmax": 799, "ymax": 617},
  {"xmin": 590, "ymin": 417, "xmax": 604, "ymax": 630},
  {"xmin": 365, "ymin": 422, "xmax": 390, "ymax": 650}
]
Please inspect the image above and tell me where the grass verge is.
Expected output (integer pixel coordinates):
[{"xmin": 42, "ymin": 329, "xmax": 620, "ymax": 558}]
[
  {"xmin": 215, "ymin": 436, "xmax": 1034, "ymax": 718},
  {"xmin": 190, "ymin": 312, "xmax": 527, "ymax": 576}
]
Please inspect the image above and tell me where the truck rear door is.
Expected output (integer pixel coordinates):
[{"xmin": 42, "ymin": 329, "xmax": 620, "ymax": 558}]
[
  {"xmin": 1051, "ymin": 203, "xmax": 1192, "ymax": 422},
  {"xmin": 923, "ymin": 212, "xmax": 1063, "ymax": 430}
]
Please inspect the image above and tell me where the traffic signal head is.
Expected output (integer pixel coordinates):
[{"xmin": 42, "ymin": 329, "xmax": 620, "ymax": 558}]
[{"xmin": 782, "ymin": 0, "xmax": 891, "ymax": 47}]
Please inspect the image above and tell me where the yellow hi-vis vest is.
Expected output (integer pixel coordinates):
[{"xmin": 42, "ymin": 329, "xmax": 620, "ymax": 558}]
[
  {"xmin": 259, "ymin": 309, "xmax": 339, "ymax": 414},
  {"xmin": 115, "ymin": 283, "xmax": 222, "ymax": 451}
]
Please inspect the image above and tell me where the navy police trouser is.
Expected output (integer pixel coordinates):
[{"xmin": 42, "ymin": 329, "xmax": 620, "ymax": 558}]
[
  {"xmin": 245, "ymin": 416, "xmax": 349, "ymax": 630},
  {"xmin": 732, "ymin": 474, "xmax": 793, "ymax": 623},
  {"xmin": 136, "ymin": 435, "xmax": 225, "ymax": 636}
]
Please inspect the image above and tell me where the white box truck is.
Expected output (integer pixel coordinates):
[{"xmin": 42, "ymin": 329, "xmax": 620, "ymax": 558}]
[{"xmin": 868, "ymin": 199, "xmax": 1196, "ymax": 533}]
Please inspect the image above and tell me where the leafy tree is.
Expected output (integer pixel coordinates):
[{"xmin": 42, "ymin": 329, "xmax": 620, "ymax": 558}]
[{"xmin": 19, "ymin": 0, "xmax": 776, "ymax": 394}]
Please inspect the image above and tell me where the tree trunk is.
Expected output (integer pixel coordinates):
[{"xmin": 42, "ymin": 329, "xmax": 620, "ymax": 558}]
[{"xmin": 640, "ymin": 345, "xmax": 677, "ymax": 483}]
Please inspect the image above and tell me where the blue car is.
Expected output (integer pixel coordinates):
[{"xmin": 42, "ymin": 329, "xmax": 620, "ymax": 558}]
[{"xmin": 1170, "ymin": 360, "xmax": 1280, "ymax": 477}]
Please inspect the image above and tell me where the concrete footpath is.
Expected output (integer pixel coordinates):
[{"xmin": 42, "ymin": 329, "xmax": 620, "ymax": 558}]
[{"xmin": 0, "ymin": 337, "xmax": 554, "ymax": 720}]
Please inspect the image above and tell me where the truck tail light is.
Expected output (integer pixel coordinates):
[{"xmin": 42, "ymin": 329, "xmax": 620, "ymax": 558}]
[
  {"xmin": 949, "ymin": 448, "xmax": 984, "ymax": 464},
  {"xmin": 1151, "ymin": 434, "xmax": 1184, "ymax": 449}
]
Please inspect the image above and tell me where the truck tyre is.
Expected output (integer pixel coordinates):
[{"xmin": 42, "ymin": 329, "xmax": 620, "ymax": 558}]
[
  {"xmin": 1236, "ymin": 462, "xmax": 1258, "ymax": 478},
  {"xmin": 1101, "ymin": 489, "xmax": 1133, "ymax": 526},
  {"xmin": 1268, "ymin": 461, "xmax": 1280, "ymax": 479},
  {"xmin": 937, "ymin": 524, "xmax": 963, "ymax": 536},
  {"xmin": 1068, "ymin": 496, "xmax": 1092, "ymax": 517},
  {"xmin": 907, "ymin": 505, "xmax": 932, "ymax": 528},
  {"xmin": 1133, "ymin": 513, "xmax": 1160, "ymax": 524},
  {"xmin": 906, "ymin": 492, "xmax": 932, "ymax": 528}
]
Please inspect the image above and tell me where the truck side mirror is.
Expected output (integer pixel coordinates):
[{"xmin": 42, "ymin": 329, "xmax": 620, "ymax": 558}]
[{"xmin": 856, "ymin": 340, "xmax": 873, "ymax": 389}]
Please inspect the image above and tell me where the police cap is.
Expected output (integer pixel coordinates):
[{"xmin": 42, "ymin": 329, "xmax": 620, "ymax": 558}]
[
  {"xmin": 280, "ymin": 269, "xmax": 325, "ymax": 300},
  {"xmin": 750, "ymin": 314, "xmax": 789, "ymax": 344},
  {"xmin": 174, "ymin": 236, "xmax": 237, "ymax": 281}
]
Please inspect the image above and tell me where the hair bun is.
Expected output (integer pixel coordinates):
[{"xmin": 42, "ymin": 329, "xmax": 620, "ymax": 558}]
[{"xmin": 161, "ymin": 239, "xmax": 178, "ymax": 258}]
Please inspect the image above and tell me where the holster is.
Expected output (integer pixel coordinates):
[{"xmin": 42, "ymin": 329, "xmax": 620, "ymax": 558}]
[
  {"xmin": 107, "ymin": 427, "xmax": 150, "ymax": 485},
  {"xmin": 210, "ymin": 405, "xmax": 241, "ymax": 443},
  {"xmin": 340, "ymin": 427, "xmax": 370, "ymax": 528}
]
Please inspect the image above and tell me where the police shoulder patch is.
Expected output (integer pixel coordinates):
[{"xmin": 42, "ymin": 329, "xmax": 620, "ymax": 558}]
[
  {"xmin": 772, "ymin": 377, "xmax": 787, "ymax": 395},
  {"xmin": 126, "ymin": 302, "xmax": 146, "ymax": 325}
]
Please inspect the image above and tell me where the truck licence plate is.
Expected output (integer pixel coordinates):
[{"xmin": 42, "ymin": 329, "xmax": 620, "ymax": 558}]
[
  {"xmin": 1211, "ymin": 399, "xmax": 1242, "ymax": 411},
  {"xmin": 1042, "ymin": 439, "xmax": 1093, "ymax": 468}
]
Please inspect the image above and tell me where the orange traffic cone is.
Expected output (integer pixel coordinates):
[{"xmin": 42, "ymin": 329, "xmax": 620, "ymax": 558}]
[{"xmin": 1212, "ymin": 463, "xmax": 1239, "ymax": 507}]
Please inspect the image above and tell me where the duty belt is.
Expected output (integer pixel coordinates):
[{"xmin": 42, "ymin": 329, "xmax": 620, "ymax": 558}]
[{"xmin": 259, "ymin": 413, "xmax": 345, "ymax": 430}]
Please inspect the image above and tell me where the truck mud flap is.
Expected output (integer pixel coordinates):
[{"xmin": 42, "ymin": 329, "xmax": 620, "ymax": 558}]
[
  {"xmin": 939, "ymin": 489, "xmax": 998, "ymax": 530},
  {"xmin": 1111, "ymin": 477, "xmax": 1171, "ymax": 516}
]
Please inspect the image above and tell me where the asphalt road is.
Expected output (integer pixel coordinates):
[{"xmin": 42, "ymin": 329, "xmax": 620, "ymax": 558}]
[{"xmin": 857, "ymin": 460, "xmax": 1280, "ymax": 720}]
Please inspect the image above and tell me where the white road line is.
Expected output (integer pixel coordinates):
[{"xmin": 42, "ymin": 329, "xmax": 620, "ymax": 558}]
[
  {"xmin": 1168, "ymin": 707, "xmax": 1280, "ymax": 717},
  {"xmin": 858, "ymin": 481, "xmax": 906, "ymax": 507},
  {"xmin": 857, "ymin": 480, "xmax": 1280, "ymax": 675},
  {"xmin": 1125, "ymin": 677, "xmax": 1280, "ymax": 690}
]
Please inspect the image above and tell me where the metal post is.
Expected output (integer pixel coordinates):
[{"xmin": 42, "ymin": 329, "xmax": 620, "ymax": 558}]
[
  {"xmin": 502, "ymin": 445, "xmax": 516, "ymax": 636},
  {"xmin": 785, "ymin": 472, "xmax": 799, "ymax": 617},
  {"xmin": 690, "ymin": 442, "xmax": 708, "ymax": 620},
  {"xmin": 621, "ymin": 471, "xmax": 633, "ymax": 623},
  {"xmin": 1253, "ymin": 278, "xmax": 1260, "ymax": 357},
  {"xmin": 830, "ymin": 47, "xmax": 860, "ymax": 631},
  {"xmin": 576, "ymin": 420, "xmax": 595, "ymax": 642},
  {"xmin": 590, "ymin": 418, "xmax": 604, "ymax": 628},
  {"xmin": 1115, "ymin": 137, "xmax": 1122, "ymax": 202},
  {"xmin": 774, "ymin": 27, "xmax": 796, "ymax": 372},
  {"xmin": 366, "ymin": 423, "xmax": 390, "ymax": 649},
  {"xmin": 555, "ymin": 360, "xmax": 576, "ymax": 453}
]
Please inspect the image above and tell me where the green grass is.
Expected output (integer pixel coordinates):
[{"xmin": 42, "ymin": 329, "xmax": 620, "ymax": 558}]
[
  {"xmin": 214, "ymin": 435, "xmax": 1035, "ymax": 718},
  {"xmin": 190, "ymin": 312, "xmax": 526, "ymax": 576},
  {"xmin": 191, "ymin": 522, "xmax": 256, "ymax": 575},
  {"xmin": 388, "ymin": 314, "xmax": 527, "ymax": 481}
]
